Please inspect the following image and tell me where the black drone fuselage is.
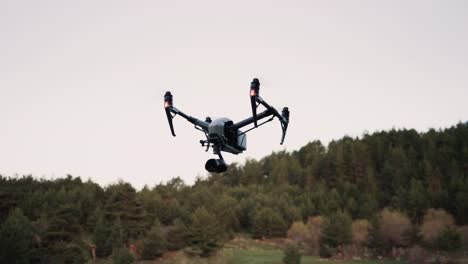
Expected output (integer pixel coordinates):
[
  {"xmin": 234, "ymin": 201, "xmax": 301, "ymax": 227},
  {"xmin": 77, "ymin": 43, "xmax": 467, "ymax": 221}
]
[{"xmin": 164, "ymin": 78, "xmax": 289, "ymax": 173}]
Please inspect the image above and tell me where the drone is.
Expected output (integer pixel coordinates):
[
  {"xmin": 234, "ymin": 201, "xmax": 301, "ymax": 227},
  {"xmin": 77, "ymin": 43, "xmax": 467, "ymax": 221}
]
[{"xmin": 164, "ymin": 78, "xmax": 289, "ymax": 173}]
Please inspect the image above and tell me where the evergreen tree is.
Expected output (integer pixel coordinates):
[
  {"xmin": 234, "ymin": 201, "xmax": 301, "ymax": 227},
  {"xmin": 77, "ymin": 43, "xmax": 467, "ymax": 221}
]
[
  {"xmin": 112, "ymin": 247, "xmax": 135, "ymax": 264},
  {"xmin": 407, "ymin": 179, "xmax": 428, "ymax": 222},
  {"xmin": 252, "ymin": 207, "xmax": 288, "ymax": 238},
  {"xmin": 321, "ymin": 210, "xmax": 352, "ymax": 248},
  {"xmin": 93, "ymin": 214, "xmax": 112, "ymax": 258},
  {"xmin": 0, "ymin": 208, "xmax": 36, "ymax": 264},
  {"xmin": 436, "ymin": 227, "xmax": 462, "ymax": 251},
  {"xmin": 212, "ymin": 195, "xmax": 240, "ymax": 235},
  {"xmin": 187, "ymin": 207, "xmax": 223, "ymax": 257},
  {"xmin": 141, "ymin": 221, "xmax": 166, "ymax": 260},
  {"xmin": 109, "ymin": 217, "xmax": 124, "ymax": 249},
  {"xmin": 165, "ymin": 218, "xmax": 188, "ymax": 251}
]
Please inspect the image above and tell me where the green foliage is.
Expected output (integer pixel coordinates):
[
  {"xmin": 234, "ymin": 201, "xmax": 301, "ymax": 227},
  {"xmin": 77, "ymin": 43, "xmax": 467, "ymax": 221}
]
[
  {"xmin": 287, "ymin": 221, "xmax": 309, "ymax": 242},
  {"xmin": 112, "ymin": 247, "xmax": 135, "ymax": 264},
  {"xmin": 103, "ymin": 182, "xmax": 146, "ymax": 240},
  {"xmin": 436, "ymin": 227, "xmax": 462, "ymax": 251},
  {"xmin": 93, "ymin": 214, "xmax": 112, "ymax": 257},
  {"xmin": 0, "ymin": 208, "xmax": 36, "ymax": 264},
  {"xmin": 252, "ymin": 207, "xmax": 288, "ymax": 238},
  {"xmin": 321, "ymin": 210, "xmax": 352, "ymax": 248},
  {"xmin": 45, "ymin": 204, "xmax": 81, "ymax": 243},
  {"xmin": 109, "ymin": 217, "xmax": 124, "ymax": 249},
  {"xmin": 141, "ymin": 221, "xmax": 166, "ymax": 260},
  {"xmin": 319, "ymin": 243, "xmax": 333, "ymax": 258},
  {"xmin": 187, "ymin": 207, "xmax": 223, "ymax": 257},
  {"xmin": 165, "ymin": 218, "xmax": 188, "ymax": 251},
  {"xmin": 212, "ymin": 194, "xmax": 240, "ymax": 235},
  {"xmin": 367, "ymin": 216, "xmax": 386, "ymax": 255},
  {"xmin": 407, "ymin": 179, "xmax": 428, "ymax": 222},
  {"xmin": 283, "ymin": 244, "xmax": 302, "ymax": 264},
  {"xmin": 48, "ymin": 243, "xmax": 85, "ymax": 264},
  {"xmin": 0, "ymin": 122, "xmax": 467, "ymax": 260}
]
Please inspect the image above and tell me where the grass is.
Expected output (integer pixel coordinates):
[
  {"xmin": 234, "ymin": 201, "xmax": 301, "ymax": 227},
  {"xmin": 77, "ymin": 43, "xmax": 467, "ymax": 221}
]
[
  {"xmin": 99, "ymin": 249, "xmax": 408, "ymax": 264},
  {"xmin": 225, "ymin": 248, "xmax": 320, "ymax": 264},
  {"xmin": 97, "ymin": 237, "xmax": 409, "ymax": 264},
  {"xmin": 223, "ymin": 248, "xmax": 407, "ymax": 264}
]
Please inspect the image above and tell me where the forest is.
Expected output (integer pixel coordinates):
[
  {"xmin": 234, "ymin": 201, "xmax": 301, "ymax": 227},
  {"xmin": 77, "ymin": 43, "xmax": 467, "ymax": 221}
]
[{"xmin": 1, "ymin": 122, "xmax": 467, "ymax": 264}]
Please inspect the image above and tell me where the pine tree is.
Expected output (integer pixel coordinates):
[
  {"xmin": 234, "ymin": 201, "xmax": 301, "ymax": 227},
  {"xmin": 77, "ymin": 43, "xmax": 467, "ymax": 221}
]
[
  {"xmin": 187, "ymin": 207, "xmax": 223, "ymax": 257},
  {"xmin": 0, "ymin": 208, "xmax": 35, "ymax": 264},
  {"xmin": 109, "ymin": 217, "xmax": 124, "ymax": 249},
  {"xmin": 407, "ymin": 179, "xmax": 428, "ymax": 222},
  {"xmin": 252, "ymin": 207, "xmax": 288, "ymax": 238},
  {"xmin": 93, "ymin": 214, "xmax": 112, "ymax": 257},
  {"xmin": 321, "ymin": 210, "xmax": 352, "ymax": 248},
  {"xmin": 141, "ymin": 221, "xmax": 166, "ymax": 260},
  {"xmin": 165, "ymin": 218, "xmax": 188, "ymax": 251}
]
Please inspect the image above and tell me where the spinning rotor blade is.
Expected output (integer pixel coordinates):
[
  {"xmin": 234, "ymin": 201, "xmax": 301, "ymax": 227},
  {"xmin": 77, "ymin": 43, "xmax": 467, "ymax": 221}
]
[
  {"xmin": 250, "ymin": 78, "xmax": 260, "ymax": 127},
  {"xmin": 164, "ymin": 91, "xmax": 176, "ymax": 136},
  {"xmin": 280, "ymin": 107, "xmax": 289, "ymax": 145},
  {"xmin": 239, "ymin": 78, "xmax": 290, "ymax": 145}
]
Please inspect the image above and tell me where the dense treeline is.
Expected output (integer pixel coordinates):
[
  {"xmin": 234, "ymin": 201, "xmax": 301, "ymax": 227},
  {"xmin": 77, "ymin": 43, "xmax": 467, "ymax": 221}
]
[{"xmin": 0, "ymin": 122, "xmax": 467, "ymax": 263}]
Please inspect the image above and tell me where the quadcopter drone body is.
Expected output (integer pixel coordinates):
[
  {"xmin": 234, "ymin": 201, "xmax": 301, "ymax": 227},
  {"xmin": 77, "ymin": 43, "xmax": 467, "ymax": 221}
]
[{"xmin": 164, "ymin": 78, "xmax": 289, "ymax": 173}]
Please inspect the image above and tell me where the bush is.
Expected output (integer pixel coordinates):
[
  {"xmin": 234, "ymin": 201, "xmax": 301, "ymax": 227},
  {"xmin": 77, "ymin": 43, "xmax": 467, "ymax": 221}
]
[
  {"xmin": 283, "ymin": 244, "xmax": 301, "ymax": 264},
  {"xmin": 319, "ymin": 243, "xmax": 333, "ymax": 258},
  {"xmin": 378, "ymin": 208, "xmax": 412, "ymax": 247},
  {"xmin": 112, "ymin": 248, "xmax": 135, "ymax": 264},
  {"xmin": 287, "ymin": 221, "xmax": 308, "ymax": 242},
  {"xmin": 305, "ymin": 216, "xmax": 324, "ymax": 254},
  {"xmin": 59, "ymin": 244, "xmax": 85, "ymax": 264},
  {"xmin": 352, "ymin": 219, "xmax": 370, "ymax": 246},
  {"xmin": 408, "ymin": 245, "xmax": 431, "ymax": 264},
  {"xmin": 420, "ymin": 208, "xmax": 455, "ymax": 246},
  {"xmin": 437, "ymin": 227, "xmax": 462, "ymax": 252},
  {"xmin": 46, "ymin": 242, "xmax": 86, "ymax": 264}
]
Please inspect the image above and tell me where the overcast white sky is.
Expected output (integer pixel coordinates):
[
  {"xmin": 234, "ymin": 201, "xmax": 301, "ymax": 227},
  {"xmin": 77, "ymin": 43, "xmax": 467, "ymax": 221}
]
[{"xmin": 1, "ymin": 0, "xmax": 467, "ymax": 188}]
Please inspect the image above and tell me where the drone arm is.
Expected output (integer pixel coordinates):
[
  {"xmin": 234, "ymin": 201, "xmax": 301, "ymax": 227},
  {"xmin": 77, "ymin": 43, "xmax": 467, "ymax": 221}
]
[
  {"xmin": 233, "ymin": 108, "xmax": 275, "ymax": 130},
  {"xmin": 164, "ymin": 91, "xmax": 209, "ymax": 136},
  {"xmin": 242, "ymin": 78, "xmax": 290, "ymax": 144},
  {"xmin": 168, "ymin": 106, "xmax": 209, "ymax": 129}
]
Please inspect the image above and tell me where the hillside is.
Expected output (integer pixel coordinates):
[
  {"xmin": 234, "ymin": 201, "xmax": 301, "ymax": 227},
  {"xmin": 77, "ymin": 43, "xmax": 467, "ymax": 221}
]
[{"xmin": 1, "ymin": 122, "xmax": 467, "ymax": 263}]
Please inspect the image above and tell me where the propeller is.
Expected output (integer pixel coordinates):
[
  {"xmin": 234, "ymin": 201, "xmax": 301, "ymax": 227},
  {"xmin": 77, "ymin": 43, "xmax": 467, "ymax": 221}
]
[
  {"xmin": 250, "ymin": 78, "xmax": 260, "ymax": 127},
  {"xmin": 164, "ymin": 91, "xmax": 176, "ymax": 136},
  {"xmin": 280, "ymin": 107, "xmax": 289, "ymax": 145}
]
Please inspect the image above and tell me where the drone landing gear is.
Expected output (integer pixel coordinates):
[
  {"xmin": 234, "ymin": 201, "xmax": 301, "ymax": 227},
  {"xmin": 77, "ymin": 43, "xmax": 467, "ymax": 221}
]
[{"xmin": 205, "ymin": 145, "xmax": 228, "ymax": 173}]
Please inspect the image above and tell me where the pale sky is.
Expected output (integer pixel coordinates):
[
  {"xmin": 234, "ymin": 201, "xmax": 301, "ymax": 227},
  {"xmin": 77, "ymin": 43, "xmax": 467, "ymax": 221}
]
[{"xmin": 1, "ymin": 0, "xmax": 467, "ymax": 188}]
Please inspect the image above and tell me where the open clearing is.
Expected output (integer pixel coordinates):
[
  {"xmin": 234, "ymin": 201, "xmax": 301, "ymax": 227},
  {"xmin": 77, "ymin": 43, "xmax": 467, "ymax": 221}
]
[{"xmin": 107, "ymin": 238, "xmax": 409, "ymax": 264}]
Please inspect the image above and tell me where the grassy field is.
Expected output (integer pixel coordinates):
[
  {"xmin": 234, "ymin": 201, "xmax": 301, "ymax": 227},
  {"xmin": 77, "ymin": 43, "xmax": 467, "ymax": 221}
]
[
  {"xmin": 138, "ymin": 248, "xmax": 408, "ymax": 264},
  {"xmin": 117, "ymin": 238, "xmax": 409, "ymax": 264},
  {"xmin": 223, "ymin": 248, "xmax": 406, "ymax": 264}
]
